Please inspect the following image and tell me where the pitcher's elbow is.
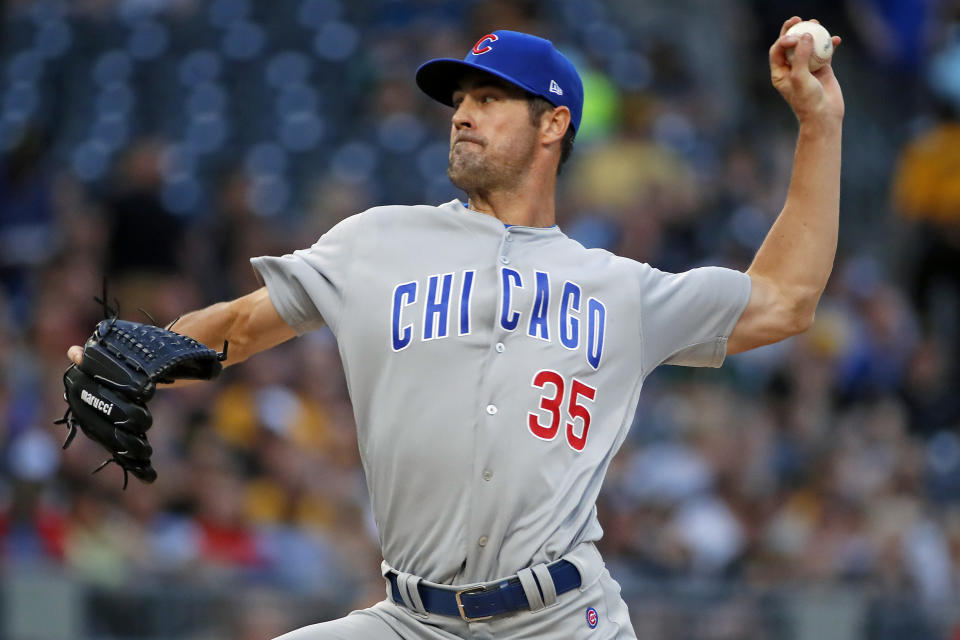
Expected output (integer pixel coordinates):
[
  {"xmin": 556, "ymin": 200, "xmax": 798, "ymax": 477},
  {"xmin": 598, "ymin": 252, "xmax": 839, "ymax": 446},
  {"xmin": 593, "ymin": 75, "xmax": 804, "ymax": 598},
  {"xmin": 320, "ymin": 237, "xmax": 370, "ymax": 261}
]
[
  {"xmin": 791, "ymin": 309, "xmax": 816, "ymax": 336},
  {"xmin": 777, "ymin": 296, "xmax": 816, "ymax": 338},
  {"xmin": 784, "ymin": 288, "xmax": 820, "ymax": 336}
]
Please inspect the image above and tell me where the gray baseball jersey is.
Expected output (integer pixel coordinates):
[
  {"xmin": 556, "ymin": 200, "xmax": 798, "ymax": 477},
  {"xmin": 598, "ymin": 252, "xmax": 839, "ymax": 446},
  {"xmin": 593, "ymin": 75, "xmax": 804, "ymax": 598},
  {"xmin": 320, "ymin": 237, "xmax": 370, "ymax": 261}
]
[{"xmin": 252, "ymin": 198, "xmax": 750, "ymax": 587}]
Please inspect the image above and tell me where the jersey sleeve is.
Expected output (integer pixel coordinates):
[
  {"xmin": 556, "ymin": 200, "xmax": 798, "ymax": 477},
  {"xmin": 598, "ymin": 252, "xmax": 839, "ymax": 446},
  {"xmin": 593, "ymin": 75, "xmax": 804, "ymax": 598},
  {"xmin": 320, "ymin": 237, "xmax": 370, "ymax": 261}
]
[
  {"xmin": 249, "ymin": 214, "xmax": 364, "ymax": 335},
  {"xmin": 638, "ymin": 265, "xmax": 751, "ymax": 373}
]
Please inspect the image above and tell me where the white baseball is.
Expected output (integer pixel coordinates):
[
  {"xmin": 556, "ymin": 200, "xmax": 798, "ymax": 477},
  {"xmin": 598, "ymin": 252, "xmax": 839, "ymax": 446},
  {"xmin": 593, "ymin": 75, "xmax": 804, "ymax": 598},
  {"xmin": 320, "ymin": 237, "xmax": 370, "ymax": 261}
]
[{"xmin": 785, "ymin": 21, "xmax": 834, "ymax": 71}]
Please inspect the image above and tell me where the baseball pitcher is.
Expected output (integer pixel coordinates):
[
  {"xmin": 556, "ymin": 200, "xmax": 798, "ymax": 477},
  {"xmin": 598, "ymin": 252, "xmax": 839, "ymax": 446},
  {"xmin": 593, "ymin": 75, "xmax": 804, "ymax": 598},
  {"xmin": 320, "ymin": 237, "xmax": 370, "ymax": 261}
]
[{"xmin": 64, "ymin": 18, "xmax": 843, "ymax": 639}]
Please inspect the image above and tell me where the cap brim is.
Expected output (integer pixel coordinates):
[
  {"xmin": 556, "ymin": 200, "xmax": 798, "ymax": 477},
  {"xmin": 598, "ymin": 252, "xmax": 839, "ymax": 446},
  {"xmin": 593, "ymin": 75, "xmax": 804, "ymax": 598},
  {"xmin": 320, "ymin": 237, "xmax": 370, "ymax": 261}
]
[{"xmin": 415, "ymin": 58, "xmax": 541, "ymax": 107}]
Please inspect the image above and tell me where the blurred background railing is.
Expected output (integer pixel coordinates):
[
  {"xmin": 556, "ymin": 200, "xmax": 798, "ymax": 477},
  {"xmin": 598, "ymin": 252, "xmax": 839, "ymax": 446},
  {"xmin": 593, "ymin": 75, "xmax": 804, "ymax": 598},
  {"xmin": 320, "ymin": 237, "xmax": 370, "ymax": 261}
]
[
  {"xmin": 2, "ymin": 565, "xmax": 958, "ymax": 640},
  {"xmin": 2, "ymin": 0, "xmax": 960, "ymax": 638}
]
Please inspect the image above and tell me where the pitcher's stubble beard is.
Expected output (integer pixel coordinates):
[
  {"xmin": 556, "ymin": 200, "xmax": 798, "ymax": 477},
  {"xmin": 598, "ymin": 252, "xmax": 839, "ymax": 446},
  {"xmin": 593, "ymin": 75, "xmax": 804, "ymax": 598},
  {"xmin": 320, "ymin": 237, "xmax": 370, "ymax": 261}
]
[{"xmin": 447, "ymin": 128, "xmax": 537, "ymax": 195}]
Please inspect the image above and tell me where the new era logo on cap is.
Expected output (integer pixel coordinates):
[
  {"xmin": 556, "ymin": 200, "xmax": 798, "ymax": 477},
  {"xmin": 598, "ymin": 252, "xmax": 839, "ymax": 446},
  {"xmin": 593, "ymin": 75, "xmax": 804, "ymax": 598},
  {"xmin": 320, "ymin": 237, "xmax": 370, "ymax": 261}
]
[{"xmin": 415, "ymin": 30, "xmax": 584, "ymax": 132}]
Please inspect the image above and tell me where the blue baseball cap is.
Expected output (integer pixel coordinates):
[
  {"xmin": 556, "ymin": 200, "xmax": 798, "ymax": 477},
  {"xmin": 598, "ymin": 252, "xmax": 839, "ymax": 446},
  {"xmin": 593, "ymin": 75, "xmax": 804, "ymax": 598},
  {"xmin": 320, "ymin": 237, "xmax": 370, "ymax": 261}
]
[{"xmin": 416, "ymin": 30, "xmax": 584, "ymax": 132}]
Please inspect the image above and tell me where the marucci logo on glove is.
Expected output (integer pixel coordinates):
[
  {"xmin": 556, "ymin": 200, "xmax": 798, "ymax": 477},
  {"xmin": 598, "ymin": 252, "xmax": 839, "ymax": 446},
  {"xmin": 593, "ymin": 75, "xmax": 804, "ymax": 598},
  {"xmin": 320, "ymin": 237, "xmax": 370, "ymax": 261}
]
[{"xmin": 80, "ymin": 389, "xmax": 113, "ymax": 416}]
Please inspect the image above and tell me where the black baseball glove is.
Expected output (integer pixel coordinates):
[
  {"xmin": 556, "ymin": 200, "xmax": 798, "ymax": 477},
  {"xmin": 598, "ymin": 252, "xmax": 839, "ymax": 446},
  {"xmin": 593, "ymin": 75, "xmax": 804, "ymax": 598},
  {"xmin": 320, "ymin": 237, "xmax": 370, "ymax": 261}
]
[{"xmin": 56, "ymin": 313, "xmax": 227, "ymax": 488}]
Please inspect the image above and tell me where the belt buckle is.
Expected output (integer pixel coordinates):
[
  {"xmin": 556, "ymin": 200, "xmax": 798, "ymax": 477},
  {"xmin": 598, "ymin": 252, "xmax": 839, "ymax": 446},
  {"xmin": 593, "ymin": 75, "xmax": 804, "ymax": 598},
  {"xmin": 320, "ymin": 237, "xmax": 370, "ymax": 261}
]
[{"xmin": 455, "ymin": 585, "xmax": 493, "ymax": 622}]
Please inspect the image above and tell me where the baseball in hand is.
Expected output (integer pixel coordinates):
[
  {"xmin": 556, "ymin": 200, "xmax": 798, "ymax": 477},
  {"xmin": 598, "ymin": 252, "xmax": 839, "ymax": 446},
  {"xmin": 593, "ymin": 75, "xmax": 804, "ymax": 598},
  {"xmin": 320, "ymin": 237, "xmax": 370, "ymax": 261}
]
[{"xmin": 785, "ymin": 21, "xmax": 834, "ymax": 71}]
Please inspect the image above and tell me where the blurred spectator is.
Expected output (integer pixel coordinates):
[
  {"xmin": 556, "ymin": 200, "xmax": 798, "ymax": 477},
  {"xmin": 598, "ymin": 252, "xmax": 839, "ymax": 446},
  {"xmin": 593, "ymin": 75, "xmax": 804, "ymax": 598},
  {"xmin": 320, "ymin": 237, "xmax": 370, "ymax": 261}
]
[
  {"xmin": 0, "ymin": 126, "xmax": 57, "ymax": 324},
  {"xmin": 63, "ymin": 486, "xmax": 133, "ymax": 586},
  {"xmin": 845, "ymin": 0, "xmax": 937, "ymax": 75},
  {"xmin": 892, "ymin": 102, "xmax": 960, "ymax": 358},
  {"xmin": 102, "ymin": 140, "xmax": 185, "ymax": 294},
  {"xmin": 0, "ymin": 480, "xmax": 65, "ymax": 564}
]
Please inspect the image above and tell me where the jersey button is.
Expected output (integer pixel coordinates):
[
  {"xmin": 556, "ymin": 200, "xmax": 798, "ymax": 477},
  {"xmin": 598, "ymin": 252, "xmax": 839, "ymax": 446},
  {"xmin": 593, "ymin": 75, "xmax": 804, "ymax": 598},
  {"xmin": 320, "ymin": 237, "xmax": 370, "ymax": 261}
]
[
  {"xmin": 478, "ymin": 536, "xmax": 488, "ymax": 547},
  {"xmin": 499, "ymin": 256, "xmax": 510, "ymax": 264},
  {"xmin": 495, "ymin": 343, "xmax": 505, "ymax": 353},
  {"xmin": 482, "ymin": 469, "xmax": 493, "ymax": 481},
  {"xmin": 505, "ymin": 233, "xmax": 513, "ymax": 242},
  {"xmin": 485, "ymin": 404, "xmax": 498, "ymax": 415}
]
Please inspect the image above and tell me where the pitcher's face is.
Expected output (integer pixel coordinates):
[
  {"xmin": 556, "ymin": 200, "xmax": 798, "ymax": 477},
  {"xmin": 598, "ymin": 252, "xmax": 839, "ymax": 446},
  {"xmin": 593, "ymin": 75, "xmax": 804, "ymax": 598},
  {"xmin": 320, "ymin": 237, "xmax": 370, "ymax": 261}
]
[{"xmin": 447, "ymin": 75, "xmax": 538, "ymax": 194}]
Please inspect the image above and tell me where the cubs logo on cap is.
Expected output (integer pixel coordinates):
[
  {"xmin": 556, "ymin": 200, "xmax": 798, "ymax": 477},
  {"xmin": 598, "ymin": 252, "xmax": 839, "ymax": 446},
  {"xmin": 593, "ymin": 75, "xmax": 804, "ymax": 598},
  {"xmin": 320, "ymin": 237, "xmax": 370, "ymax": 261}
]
[
  {"xmin": 472, "ymin": 33, "xmax": 498, "ymax": 55},
  {"xmin": 415, "ymin": 30, "xmax": 584, "ymax": 132}
]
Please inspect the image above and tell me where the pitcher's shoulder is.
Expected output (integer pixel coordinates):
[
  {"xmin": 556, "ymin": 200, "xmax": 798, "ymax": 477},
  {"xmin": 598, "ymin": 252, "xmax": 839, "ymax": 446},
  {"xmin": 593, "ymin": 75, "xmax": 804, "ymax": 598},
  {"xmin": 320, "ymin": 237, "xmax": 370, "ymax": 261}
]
[
  {"xmin": 558, "ymin": 236, "xmax": 643, "ymax": 273},
  {"xmin": 358, "ymin": 201, "xmax": 458, "ymax": 222}
]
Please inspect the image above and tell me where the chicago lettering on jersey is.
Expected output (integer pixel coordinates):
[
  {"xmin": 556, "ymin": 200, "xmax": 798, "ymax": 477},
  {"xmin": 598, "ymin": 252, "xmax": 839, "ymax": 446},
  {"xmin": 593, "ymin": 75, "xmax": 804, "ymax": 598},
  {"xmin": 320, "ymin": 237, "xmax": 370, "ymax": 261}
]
[{"xmin": 390, "ymin": 268, "xmax": 606, "ymax": 369}]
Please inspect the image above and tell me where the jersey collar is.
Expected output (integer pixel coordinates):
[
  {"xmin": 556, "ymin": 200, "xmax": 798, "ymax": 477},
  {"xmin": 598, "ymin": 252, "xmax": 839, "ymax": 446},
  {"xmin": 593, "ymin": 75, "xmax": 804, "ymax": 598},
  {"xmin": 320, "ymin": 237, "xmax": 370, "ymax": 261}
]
[{"xmin": 448, "ymin": 199, "xmax": 562, "ymax": 232}]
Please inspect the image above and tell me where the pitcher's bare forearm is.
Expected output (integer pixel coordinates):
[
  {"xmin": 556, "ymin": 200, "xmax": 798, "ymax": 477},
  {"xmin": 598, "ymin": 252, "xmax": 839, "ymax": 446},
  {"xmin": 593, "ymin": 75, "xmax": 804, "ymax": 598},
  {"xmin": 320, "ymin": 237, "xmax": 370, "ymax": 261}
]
[
  {"xmin": 747, "ymin": 117, "xmax": 842, "ymax": 318},
  {"xmin": 68, "ymin": 287, "xmax": 297, "ymax": 382},
  {"xmin": 167, "ymin": 287, "xmax": 297, "ymax": 366}
]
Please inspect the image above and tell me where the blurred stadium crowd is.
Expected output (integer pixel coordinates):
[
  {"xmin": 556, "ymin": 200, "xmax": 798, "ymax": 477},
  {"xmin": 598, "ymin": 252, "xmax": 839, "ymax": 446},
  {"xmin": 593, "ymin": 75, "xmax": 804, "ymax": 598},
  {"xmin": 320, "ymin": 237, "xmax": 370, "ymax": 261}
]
[{"xmin": 2, "ymin": 0, "xmax": 960, "ymax": 638}]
